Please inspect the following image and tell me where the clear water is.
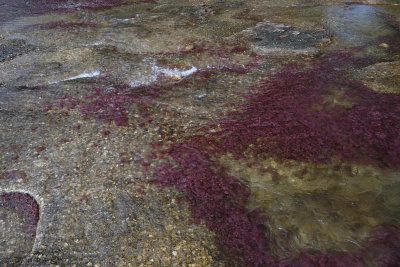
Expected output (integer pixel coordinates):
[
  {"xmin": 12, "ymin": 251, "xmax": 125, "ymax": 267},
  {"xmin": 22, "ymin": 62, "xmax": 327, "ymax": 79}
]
[{"xmin": 0, "ymin": 0, "xmax": 399, "ymax": 264}]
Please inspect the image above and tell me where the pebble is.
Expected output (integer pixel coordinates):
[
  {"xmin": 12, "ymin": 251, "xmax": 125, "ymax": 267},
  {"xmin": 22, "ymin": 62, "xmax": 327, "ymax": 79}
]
[
  {"xmin": 196, "ymin": 93, "xmax": 207, "ymax": 99},
  {"xmin": 185, "ymin": 44, "xmax": 194, "ymax": 51}
]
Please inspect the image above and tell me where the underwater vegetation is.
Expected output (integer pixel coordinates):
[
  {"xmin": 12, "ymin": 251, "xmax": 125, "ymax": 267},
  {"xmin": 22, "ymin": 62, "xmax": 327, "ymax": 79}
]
[
  {"xmin": 0, "ymin": 0, "xmax": 140, "ymax": 23},
  {"xmin": 47, "ymin": 82, "xmax": 164, "ymax": 126},
  {"xmin": 78, "ymin": 83, "xmax": 163, "ymax": 126},
  {"xmin": 154, "ymin": 145, "xmax": 275, "ymax": 265},
  {"xmin": 0, "ymin": 192, "xmax": 39, "ymax": 237},
  {"xmin": 47, "ymin": 53, "xmax": 259, "ymax": 127},
  {"xmin": 383, "ymin": 14, "xmax": 400, "ymax": 33},
  {"xmin": 29, "ymin": 9, "xmax": 400, "ymax": 262},
  {"xmin": 153, "ymin": 50, "xmax": 400, "ymax": 265},
  {"xmin": 215, "ymin": 53, "xmax": 400, "ymax": 169}
]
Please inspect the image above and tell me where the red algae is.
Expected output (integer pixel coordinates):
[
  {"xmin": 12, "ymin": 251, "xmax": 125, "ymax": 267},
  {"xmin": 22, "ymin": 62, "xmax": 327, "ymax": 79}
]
[
  {"xmin": 378, "ymin": 35, "xmax": 400, "ymax": 55},
  {"xmin": 9, "ymin": 144, "xmax": 23, "ymax": 150},
  {"xmin": 363, "ymin": 225, "xmax": 400, "ymax": 267},
  {"xmin": 206, "ymin": 52, "xmax": 400, "ymax": 168},
  {"xmin": 383, "ymin": 14, "xmax": 400, "ymax": 33},
  {"xmin": 34, "ymin": 145, "xmax": 46, "ymax": 153},
  {"xmin": 50, "ymin": 82, "xmax": 164, "ymax": 126},
  {"xmin": 79, "ymin": 83, "xmax": 163, "ymax": 126},
  {"xmin": 79, "ymin": 193, "xmax": 90, "ymax": 203},
  {"xmin": 0, "ymin": 170, "xmax": 27, "ymax": 180},
  {"xmin": 0, "ymin": 192, "xmax": 39, "ymax": 236},
  {"xmin": 55, "ymin": 96, "xmax": 80, "ymax": 110},
  {"xmin": 0, "ymin": 0, "xmax": 127, "ymax": 23},
  {"xmin": 153, "ymin": 50, "xmax": 400, "ymax": 265},
  {"xmin": 49, "ymin": 58, "xmax": 257, "ymax": 126},
  {"xmin": 282, "ymin": 251, "xmax": 364, "ymax": 267},
  {"xmin": 231, "ymin": 46, "xmax": 248, "ymax": 54},
  {"xmin": 62, "ymin": 0, "xmax": 127, "ymax": 10},
  {"xmin": 102, "ymin": 129, "xmax": 111, "ymax": 136},
  {"xmin": 153, "ymin": 144, "xmax": 276, "ymax": 266}
]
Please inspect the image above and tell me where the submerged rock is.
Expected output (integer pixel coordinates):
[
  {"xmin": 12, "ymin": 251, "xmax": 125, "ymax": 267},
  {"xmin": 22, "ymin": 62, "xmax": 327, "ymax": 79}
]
[
  {"xmin": 354, "ymin": 61, "xmax": 400, "ymax": 93},
  {"xmin": 0, "ymin": 39, "xmax": 34, "ymax": 62},
  {"xmin": 242, "ymin": 21, "xmax": 331, "ymax": 55}
]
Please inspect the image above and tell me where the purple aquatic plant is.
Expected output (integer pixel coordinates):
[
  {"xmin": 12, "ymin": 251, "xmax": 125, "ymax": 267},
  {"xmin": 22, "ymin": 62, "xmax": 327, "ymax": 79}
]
[
  {"xmin": 48, "ymin": 49, "xmax": 258, "ymax": 126},
  {"xmin": 48, "ymin": 82, "xmax": 165, "ymax": 126},
  {"xmin": 0, "ymin": 193, "xmax": 39, "ymax": 236},
  {"xmin": 211, "ymin": 53, "xmax": 400, "ymax": 168},
  {"xmin": 0, "ymin": 0, "xmax": 128, "ymax": 23},
  {"xmin": 78, "ymin": 83, "xmax": 164, "ymax": 126},
  {"xmin": 154, "ymin": 143, "xmax": 276, "ymax": 265},
  {"xmin": 382, "ymin": 14, "xmax": 400, "ymax": 33},
  {"xmin": 153, "ymin": 51, "xmax": 400, "ymax": 265}
]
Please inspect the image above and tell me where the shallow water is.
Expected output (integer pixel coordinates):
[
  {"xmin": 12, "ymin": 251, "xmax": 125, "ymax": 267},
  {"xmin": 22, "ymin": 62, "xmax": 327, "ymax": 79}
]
[{"xmin": 0, "ymin": 0, "xmax": 399, "ymax": 265}]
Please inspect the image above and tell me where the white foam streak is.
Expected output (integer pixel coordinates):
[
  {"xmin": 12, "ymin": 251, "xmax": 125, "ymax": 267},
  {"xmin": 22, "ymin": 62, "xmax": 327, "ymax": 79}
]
[
  {"xmin": 62, "ymin": 71, "xmax": 100, "ymax": 81},
  {"xmin": 151, "ymin": 66, "xmax": 198, "ymax": 77}
]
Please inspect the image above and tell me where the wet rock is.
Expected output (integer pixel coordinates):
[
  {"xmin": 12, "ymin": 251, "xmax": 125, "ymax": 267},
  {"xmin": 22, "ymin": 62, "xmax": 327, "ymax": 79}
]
[
  {"xmin": 353, "ymin": 61, "xmax": 400, "ymax": 93},
  {"xmin": 0, "ymin": 193, "xmax": 39, "ymax": 265},
  {"xmin": 0, "ymin": 39, "xmax": 34, "ymax": 62},
  {"xmin": 0, "ymin": 0, "xmax": 399, "ymax": 265},
  {"xmin": 194, "ymin": 5, "xmax": 214, "ymax": 22},
  {"xmin": 242, "ymin": 21, "xmax": 331, "ymax": 55}
]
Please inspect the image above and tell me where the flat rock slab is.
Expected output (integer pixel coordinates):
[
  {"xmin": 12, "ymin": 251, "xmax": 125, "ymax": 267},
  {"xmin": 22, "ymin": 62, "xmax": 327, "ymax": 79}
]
[
  {"xmin": 244, "ymin": 22, "xmax": 331, "ymax": 55},
  {"xmin": 0, "ymin": 39, "xmax": 34, "ymax": 62}
]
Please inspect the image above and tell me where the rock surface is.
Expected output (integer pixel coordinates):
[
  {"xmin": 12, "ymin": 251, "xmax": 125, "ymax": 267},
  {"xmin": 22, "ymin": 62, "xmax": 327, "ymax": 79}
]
[
  {"xmin": 0, "ymin": 39, "xmax": 34, "ymax": 62},
  {"xmin": 243, "ymin": 21, "xmax": 331, "ymax": 55},
  {"xmin": 0, "ymin": 0, "xmax": 399, "ymax": 265},
  {"xmin": 354, "ymin": 60, "xmax": 400, "ymax": 93}
]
